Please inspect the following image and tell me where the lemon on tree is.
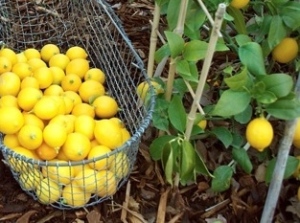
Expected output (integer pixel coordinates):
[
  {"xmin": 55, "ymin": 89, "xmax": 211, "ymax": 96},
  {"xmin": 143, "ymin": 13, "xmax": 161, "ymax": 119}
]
[
  {"xmin": 109, "ymin": 152, "xmax": 130, "ymax": 179},
  {"xmin": 17, "ymin": 124, "xmax": 43, "ymax": 150},
  {"xmin": 272, "ymin": 37, "xmax": 299, "ymax": 63},
  {"xmin": 0, "ymin": 56, "xmax": 12, "ymax": 74},
  {"xmin": 0, "ymin": 106, "xmax": 24, "ymax": 134},
  {"xmin": 246, "ymin": 117, "xmax": 273, "ymax": 152},
  {"xmin": 230, "ymin": 0, "xmax": 250, "ymax": 9},
  {"xmin": 40, "ymin": 43, "xmax": 60, "ymax": 62},
  {"xmin": 43, "ymin": 122, "xmax": 67, "ymax": 148},
  {"xmin": 95, "ymin": 170, "xmax": 117, "ymax": 197},
  {"xmin": 0, "ymin": 71, "xmax": 21, "ymax": 96},
  {"xmin": 17, "ymin": 87, "xmax": 43, "ymax": 111},
  {"xmin": 92, "ymin": 95, "xmax": 119, "ymax": 119},
  {"xmin": 19, "ymin": 168, "xmax": 43, "ymax": 190},
  {"xmin": 62, "ymin": 183, "xmax": 91, "ymax": 207},
  {"xmin": 35, "ymin": 177, "xmax": 61, "ymax": 204},
  {"xmin": 87, "ymin": 145, "xmax": 113, "ymax": 170}
]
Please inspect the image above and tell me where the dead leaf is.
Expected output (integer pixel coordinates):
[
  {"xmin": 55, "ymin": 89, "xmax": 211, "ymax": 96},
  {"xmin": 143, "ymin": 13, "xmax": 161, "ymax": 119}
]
[
  {"xmin": 16, "ymin": 210, "xmax": 37, "ymax": 223},
  {"xmin": 128, "ymin": 196, "xmax": 140, "ymax": 211},
  {"xmin": 0, "ymin": 213, "xmax": 22, "ymax": 221},
  {"xmin": 254, "ymin": 163, "xmax": 266, "ymax": 183},
  {"xmin": 86, "ymin": 209, "xmax": 102, "ymax": 223},
  {"xmin": 36, "ymin": 210, "xmax": 62, "ymax": 223}
]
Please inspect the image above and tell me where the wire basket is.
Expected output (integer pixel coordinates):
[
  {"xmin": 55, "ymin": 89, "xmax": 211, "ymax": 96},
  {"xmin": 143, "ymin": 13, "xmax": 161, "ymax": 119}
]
[{"xmin": 0, "ymin": 0, "xmax": 155, "ymax": 209}]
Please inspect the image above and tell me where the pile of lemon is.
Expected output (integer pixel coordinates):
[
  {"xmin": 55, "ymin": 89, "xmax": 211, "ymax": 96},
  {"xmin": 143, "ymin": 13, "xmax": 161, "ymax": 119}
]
[{"xmin": 0, "ymin": 44, "xmax": 131, "ymax": 207}]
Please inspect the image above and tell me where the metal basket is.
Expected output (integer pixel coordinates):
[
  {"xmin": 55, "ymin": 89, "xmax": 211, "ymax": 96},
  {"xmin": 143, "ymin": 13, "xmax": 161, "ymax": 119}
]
[{"xmin": 0, "ymin": 0, "xmax": 155, "ymax": 209}]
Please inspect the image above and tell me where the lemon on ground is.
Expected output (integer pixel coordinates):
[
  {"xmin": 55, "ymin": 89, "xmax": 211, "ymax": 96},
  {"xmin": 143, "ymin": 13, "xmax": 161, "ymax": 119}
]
[
  {"xmin": 62, "ymin": 132, "xmax": 91, "ymax": 161},
  {"xmin": 272, "ymin": 37, "xmax": 299, "ymax": 63},
  {"xmin": 35, "ymin": 141, "xmax": 59, "ymax": 160},
  {"xmin": 0, "ymin": 48, "xmax": 17, "ymax": 66},
  {"xmin": 61, "ymin": 73, "xmax": 82, "ymax": 92},
  {"xmin": 74, "ymin": 115, "xmax": 95, "ymax": 140},
  {"xmin": 0, "ymin": 71, "xmax": 21, "ymax": 96},
  {"xmin": 9, "ymin": 146, "xmax": 40, "ymax": 172},
  {"xmin": 43, "ymin": 122, "xmax": 67, "ymax": 148},
  {"xmin": 49, "ymin": 114, "xmax": 75, "ymax": 134},
  {"xmin": 78, "ymin": 80, "xmax": 105, "ymax": 103},
  {"xmin": 95, "ymin": 170, "xmax": 117, "ymax": 197},
  {"xmin": 293, "ymin": 119, "xmax": 300, "ymax": 149},
  {"xmin": 44, "ymin": 84, "xmax": 64, "ymax": 96},
  {"xmin": 35, "ymin": 177, "xmax": 61, "ymax": 204},
  {"xmin": 71, "ymin": 102, "xmax": 95, "ymax": 118},
  {"xmin": 33, "ymin": 66, "xmax": 53, "ymax": 89},
  {"xmin": 62, "ymin": 91, "xmax": 82, "ymax": 107},
  {"xmin": 33, "ymin": 96, "xmax": 59, "ymax": 120},
  {"xmin": 20, "ymin": 76, "xmax": 40, "ymax": 89},
  {"xmin": 230, "ymin": 0, "xmax": 250, "ymax": 9},
  {"xmin": 17, "ymin": 124, "xmax": 43, "ymax": 150},
  {"xmin": 49, "ymin": 66, "xmax": 65, "ymax": 85},
  {"xmin": 92, "ymin": 95, "xmax": 119, "ymax": 119},
  {"xmin": 40, "ymin": 44, "xmax": 60, "ymax": 62},
  {"xmin": 0, "ymin": 107, "xmax": 24, "ymax": 134},
  {"xmin": 17, "ymin": 87, "xmax": 43, "ymax": 111},
  {"xmin": 84, "ymin": 68, "xmax": 105, "ymax": 84},
  {"xmin": 24, "ymin": 48, "xmax": 41, "ymax": 60},
  {"xmin": 42, "ymin": 159, "xmax": 75, "ymax": 185},
  {"xmin": 0, "ymin": 56, "xmax": 12, "ymax": 74},
  {"xmin": 0, "ymin": 95, "xmax": 19, "ymax": 108},
  {"xmin": 65, "ymin": 58, "xmax": 89, "ymax": 78},
  {"xmin": 87, "ymin": 145, "xmax": 113, "ymax": 170},
  {"xmin": 109, "ymin": 152, "xmax": 130, "ymax": 179},
  {"xmin": 66, "ymin": 46, "xmax": 88, "ymax": 60},
  {"xmin": 246, "ymin": 117, "xmax": 273, "ymax": 152},
  {"xmin": 94, "ymin": 119, "xmax": 123, "ymax": 150},
  {"xmin": 136, "ymin": 81, "xmax": 164, "ymax": 102},
  {"xmin": 62, "ymin": 183, "xmax": 91, "ymax": 207},
  {"xmin": 19, "ymin": 168, "xmax": 43, "ymax": 190},
  {"xmin": 72, "ymin": 168, "xmax": 99, "ymax": 193},
  {"xmin": 49, "ymin": 53, "xmax": 70, "ymax": 70},
  {"xmin": 23, "ymin": 113, "xmax": 45, "ymax": 130},
  {"xmin": 27, "ymin": 58, "xmax": 47, "ymax": 71},
  {"xmin": 12, "ymin": 62, "xmax": 32, "ymax": 80},
  {"xmin": 3, "ymin": 134, "xmax": 20, "ymax": 148},
  {"xmin": 16, "ymin": 52, "xmax": 27, "ymax": 63}
]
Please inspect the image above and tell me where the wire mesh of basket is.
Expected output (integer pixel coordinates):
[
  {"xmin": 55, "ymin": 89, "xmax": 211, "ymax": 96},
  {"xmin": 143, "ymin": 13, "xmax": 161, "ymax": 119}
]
[{"xmin": 0, "ymin": 0, "xmax": 155, "ymax": 209}]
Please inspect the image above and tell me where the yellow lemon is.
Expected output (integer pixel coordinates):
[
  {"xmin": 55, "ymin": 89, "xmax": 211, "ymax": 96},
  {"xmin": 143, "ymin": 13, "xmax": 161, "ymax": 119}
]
[
  {"xmin": 33, "ymin": 67, "xmax": 53, "ymax": 89},
  {"xmin": 44, "ymin": 84, "xmax": 64, "ymax": 96},
  {"xmin": 0, "ymin": 71, "xmax": 21, "ymax": 96},
  {"xmin": 109, "ymin": 152, "xmax": 130, "ymax": 179},
  {"xmin": 66, "ymin": 46, "xmax": 88, "ymax": 60},
  {"xmin": 72, "ymin": 168, "xmax": 99, "ymax": 193},
  {"xmin": 74, "ymin": 115, "xmax": 95, "ymax": 140},
  {"xmin": 136, "ymin": 81, "xmax": 164, "ymax": 102},
  {"xmin": 95, "ymin": 170, "xmax": 117, "ymax": 197},
  {"xmin": 0, "ymin": 48, "xmax": 17, "ymax": 66},
  {"xmin": 62, "ymin": 183, "xmax": 91, "ymax": 207},
  {"xmin": 0, "ymin": 107, "xmax": 24, "ymax": 134},
  {"xmin": 40, "ymin": 44, "xmax": 60, "ymax": 62},
  {"xmin": 0, "ymin": 95, "xmax": 19, "ymax": 108},
  {"xmin": 121, "ymin": 128, "xmax": 131, "ymax": 144},
  {"xmin": 49, "ymin": 114, "xmax": 75, "ymax": 134},
  {"xmin": 35, "ymin": 141, "xmax": 59, "ymax": 161},
  {"xmin": 78, "ymin": 80, "xmax": 105, "ymax": 103},
  {"xmin": 87, "ymin": 145, "xmax": 113, "ymax": 170},
  {"xmin": 35, "ymin": 177, "xmax": 61, "ymax": 204},
  {"xmin": 65, "ymin": 58, "xmax": 89, "ymax": 78},
  {"xmin": 84, "ymin": 68, "xmax": 105, "ymax": 84},
  {"xmin": 17, "ymin": 87, "xmax": 43, "ymax": 111},
  {"xmin": 33, "ymin": 96, "xmax": 59, "ymax": 120},
  {"xmin": 92, "ymin": 95, "xmax": 119, "ymax": 119},
  {"xmin": 23, "ymin": 113, "xmax": 45, "ymax": 130},
  {"xmin": 16, "ymin": 52, "xmax": 27, "ymax": 63},
  {"xmin": 20, "ymin": 76, "xmax": 40, "ymax": 89},
  {"xmin": 49, "ymin": 66, "xmax": 65, "ymax": 85},
  {"xmin": 62, "ymin": 91, "xmax": 82, "ymax": 106},
  {"xmin": 0, "ymin": 56, "xmax": 12, "ymax": 74},
  {"xmin": 71, "ymin": 103, "xmax": 95, "ymax": 118},
  {"xmin": 49, "ymin": 53, "xmax": 70, "ymax": 70},
  {"xmin": 43, "ymin": 122, "xmax": 67, "ymax": 148},
  {"xmin": 12, "ymin": 62, "xmax": 32, "ymax": 80},
  {"xmin": 19, "ymin": 168, "xmax": 43, "ymax": 190},
  {"xmin": 293, "ymin": 119, "xmax": 300, "ymax": 149},
  {"xmin": 230, "ymin": 0, "xmax": 250, "ymax": 9},
  {"xmin": 24, "ymin": 48, "xmax": 41, "ymax": 60},
  {"xmin": 17, "ymin": 124, "xmax": 43, "ymax": 150},
  {"xmin": 3, "ymin": 133, "xmax": 20, "ymax": 148},
  {"xmin": 61, "ymin": 73, "xmax": 82, "ymax": 92},
  {"xmin": 272, "ymin": 37, "xmax": 299, "ymax": 64},
  {"xmin": 27, "ymin": 58, "xmax": 47, "ymax": 72}
]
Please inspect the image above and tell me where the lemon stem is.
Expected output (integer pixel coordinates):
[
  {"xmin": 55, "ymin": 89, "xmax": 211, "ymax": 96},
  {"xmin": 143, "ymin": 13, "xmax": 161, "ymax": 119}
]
[
  {"xmin": 185, "ymin": 4, "xmax": 226, "ymax": 141},
  {"xmin": 260, "ymin": 73, "xmax": 300, "ymax": 223}
]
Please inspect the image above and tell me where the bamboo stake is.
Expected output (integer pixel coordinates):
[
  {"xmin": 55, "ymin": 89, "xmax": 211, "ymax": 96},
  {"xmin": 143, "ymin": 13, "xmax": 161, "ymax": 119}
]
[
  {"xmin": 185, "ymin": 4, "xmax": 226, "ymax": 140},
  {"xmin": 147, "ymin": 3, "xmax": 161, "ymax": 78},
  {"xmin": 260, "ymin": 73, "xmax": 300, "ymax": 223}
]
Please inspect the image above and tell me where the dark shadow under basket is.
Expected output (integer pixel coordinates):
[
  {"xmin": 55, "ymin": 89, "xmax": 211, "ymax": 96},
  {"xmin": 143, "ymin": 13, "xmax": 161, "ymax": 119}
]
[{"xmin": 0, "ymin": 0, "xmax": 155, "ymax": 209}]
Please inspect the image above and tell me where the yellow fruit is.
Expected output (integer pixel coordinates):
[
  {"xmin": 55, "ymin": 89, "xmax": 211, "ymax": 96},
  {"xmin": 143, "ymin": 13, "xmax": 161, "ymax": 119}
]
[
  {"xmin": 44, "ymin": 84, "xmax": 64, "ymax": 96},
  {"xmin": 49, "ymin": 53, "xmax": 70, "ymax": 70},
  {"xmin": 65, "ymin": 58, "xmax": 89, "ymax": 78},
  {"xmin": 0, "ymin": 48, "xmax": 17, "ymax": 66},
  {"xmin": 20, "ymin": 76, "xmax": 40, "ymax": 89},
  {"xmin": 66, "ymin": 46, "xmax": 88, "ymax": 60},
  {"xmin": 19, "ymin": 168, "xmax": 43, "ymax": 190},
  {"xmin": 33, "ymin": 96, "xmax": 59, "ymax": 120},
  {"xmin": 12, "ymin": 62, "xmax": 32, "ymax": 80},
  {"xmin": 16, "ymin": 52, "xmax": 27, "ymax": 63},
  {"xmin": 197, "ymin": 119, "xmax": 207, "ymax": 130},
  {"xmin": 73, "ymin": 163, "xmax": 92, "ymax": 176},
  {"xmin": 72, "ymin": 103, "xmax": 95, "ymax": 118},
  {"xmin": 109, "ymin": 152, "xmax": 130, "ymax": 179},
  {"xmin": 27, "ymin": 58, "xmax": 47, "ymax": 71},
  {"xmin": 49, "ymin": 66, "xmax": 65, "ymax": 85},
  {"xmin": 74, "ymin": 115, "xmax": 95, "ymax": 140},
  {"xmin": 62, "ymin": 91, "xmax": 82, "ymax": 106},
  {"xmin": 61, "ymin": 73, "xmax": 82, "ymax": 92},
  {"xmin": 94, "ymin": 119, "xmax": 123, "ymax": 150},
  {"xmin": 3, "ymin": 134, "xmax": 20, "ymax": 148},
  {"xmin": 43, "ymin": 122, "xmax": 67, "ymax": 148},
  {"xmin": 9, "ymin": 146, "xmax": 40, "ymax": 172},
  {"xmin": 62, "ymin": 132, "xmax": 91, "ymax": 161},
  {"xmin": 61, "ymin": 96, "xmax": 74, "ymax": 114},
  {"xmin": 293, "ymin": 119, "xmax": 300, "ymax": 149},
  {"xmin": 0, "ymin": 107, "xmax": 24, "ymax": 134},
  {"xmin": 42, "ymin": 160, "xmax": 75, "ymax": 185},
  {"xmin": 230, "ymin": 0, "xmax": 249, "ymax": 9},
  {"xmin": 246, "ymin": 117, "xmax": 273, "ymax": 152},
  {"xmin": 88, "ymin": 145, "xmax": 113, "ymax": 170},
  {"xmin": 72, "ymin": 168, "xmax": 99, "ymax": 193},
  {"xmin": 109, "ymin": 117, "xmax": 125, "ymax": 128},
  {"xmin": 84, "ymin": 68, "xmax": 105, "ymax": 84},
  {"xmin": 49, "ymin": 114, "xmax": 75, "ymax": 134},
  {"xmin": 35, "ymin": 141, "xmax": 59, "ymax": 160},
  {"xmin": 90, "ymin": 138, "xmax": 100, "ymax": 148},
  {"xmin": 36, "ymin": 177, "xmax": 61, "ymax": 204},
  {"xmin": 78, "ymin": 80, "xmax": 105, "ymax": 102},
  {"xmin": 23, "ymin": 113, "xmax": 45, "ymax": 130},
  {"xmin": 33, "ymin": 67, "xmax": 53, "ymax": 89},
  {"xmin": 92, "ymin": 95, "xmax": 119, "ymax": 119},
  {"xmin": 0, "ymin": 56, "xmax": 12, "ymax": 74},
  {"xmin": 17, "ymin": 87, "xmax": 43, "ymax": 111},
  {"xmin": 121, "ymin": 128, "xmax": 131, "ymax": 144},
  {"xmin": 56, "ymin": 149, "xmax": 69, "ymax": 161},
  {"xmin": 62, "ymin": 183, "xmax": 91, "ymax": 207},
  {"xmin": 136, "ymin": 81, "xmax": 164, "ymax": 102},
  {"xmin": 17, "ymin": 124, "xmax": 43, "ymax": 150},
  {"xmin": 95, "ymin": 170, "xmax": 117, "ymax": 197},
  {"xmin": 40, "ymin": 44, "xmax": 60, "ymax": 62},
  {"xmin": 50, "ymin": 95, "xmax": 66, "ymax": 115},
  {"xmin": 24, "ymin": 48, "xmax": 41, "ymax": 60},
  {"xmin": 0, "ymin": 95, "xmax": 19, "ymax": 108},
  {"xmin": 272, "ymin": 38, "xmax": 299, "ymax": 63},
  {"xmin": 0, "ymin": 71, "xmax": 21, "ymax": 96}
]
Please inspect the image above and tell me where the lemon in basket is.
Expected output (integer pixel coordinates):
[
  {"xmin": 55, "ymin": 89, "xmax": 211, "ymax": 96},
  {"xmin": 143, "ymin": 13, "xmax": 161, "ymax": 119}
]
[
  {"xmin": 0, "ymin": 71, "xmax": 20, "ymax": 96},
  {"xmin": 42, "ymin": 160, "xmax": 75, "ymax": 185},
  {"xmin": 95, "ymin": 170, "xmax": 117, "ymax": 197},
  {"xmin": 62, "ymin": 183, "xmax": 91, "ymax": 207},
  {"xmin": 87, "ymin": 145, "xmax": 113, "ymax": 170},
  {"xmin": 0, "ymin": 106, "xmax": 24, "ymax": 134},
  {"xmin": 19, "ymin": 168, "xmax": 43, "ymax": 191},
  {"xmin": 40, "ymin": 43, "xmax": 60, "ymax": 62},
  {"xmin": 109, "ymin": 152, "xmax": 130, "ymax": 179},
  {"xmin": 72, "ymin": 168, "xmax": 99, "ymax": 193},
  {"xmin": 66, "ymin": 46, "xmax": 88, "ymax": 60},
  {"xmin": 36, "ymin": 177, "xmax": 61, "ymax": 204}
]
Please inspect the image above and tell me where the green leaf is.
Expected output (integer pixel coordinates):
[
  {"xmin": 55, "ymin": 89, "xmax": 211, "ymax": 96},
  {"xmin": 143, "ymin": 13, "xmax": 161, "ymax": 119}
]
[
  {"xmin": 152, "ymin": 97, "xmax": 169, "ymax": 131},
  {"xmin": 155, "ymin": 0, "xmax": 169, "ymax": 7},
  {"xmin": 175, "ymin": 59, "xmax": 198, "ymax": 82},
  {"xmin": 183, "ymin": 40, "xmax": 208, "ymax": 61},
  {"xmin": 224, "ymin": 67, "xmax": 251, "ymax": 91},
  {"xmin": 180, "ymin": 140, "xmax": 196, "ymax": 183},
  {"xmin": 162, "ymin": 141, "xmax": 175, "ymax": 185},
  {"xmin": 267, "ymin": 15, "xmax": 287, "ymax": 50},
  {"xmin": 215, "ymin": 41, "xmax": 230, "ymax": 52},
  {"xmin": 235, "ymin": 34, "xmax": 252, "ymax": 47},
  {"xmin": 238, "ymin": 42, "xmax": 266, "ymax": 75},
  {"xmin": 184, "ymin": 5, "xmax": 206, "ymax": 40},
  {"xmin": 166, "ymin": 0, "xmax": 180, "ymax": 30},
  {"xmin": 210, "ymin": 127, "xmax": 233, "ymax": 148},
  {"xmin": 265, "ymin": 99, "xmax": 300, "ymax": 120},
  {"xmin": 234, "ymin": 104, "xmax": 252, "ymax": 124},
  {"xmin": 232, "ymin": 148, "xmax": 253, "ymax": 174},
  {"xmin": 256, "ymin": 91, "xmax": 277, "ymax": 104},
  {"xmin": 260, "ymin": 73, "xmax": 294, "ymax": 98},
  {"xmin": 211, "ymin": 165, "xmax": 233, "ymax": 192},
  {"xmin": 211, "ymin": 90, "xmax": 251, "ymax": 117},
  {"xmin": 155, "ymin": 44, "xmax": 170, "ymax": 63},
  {"xmin": 265, "ymin": 156, "xmax": 299, "ymax": 183},
  {"xmin": 280, "ymin": 2, "xmax": 300, "ymax": 30},
  {"xmin": 165, "ymin": 31, "xmax": 184, "ymax": 58},
  {"xmin": 194, "ymin": 148, "xmax": 214, "ymax": 177},
  {"xmin": 149, "ymin": 135, "xmax": 177, "ymax": 161},
  {"xmin": 227, "ymin": 7, "xmax": 247, "ymax": 35},
  {"xmin": 168, "ymin": 95, "xmax": 187, "ymax": 132}
]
